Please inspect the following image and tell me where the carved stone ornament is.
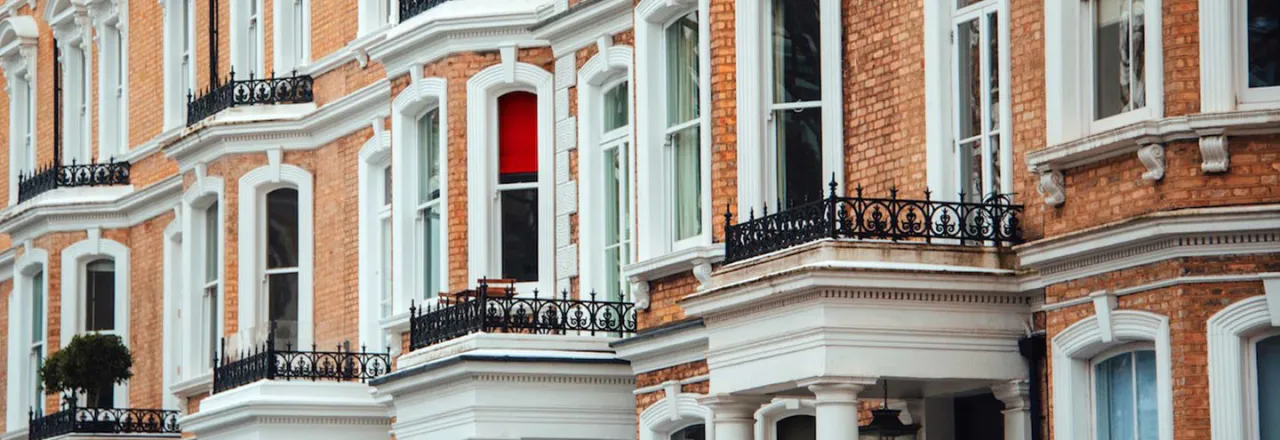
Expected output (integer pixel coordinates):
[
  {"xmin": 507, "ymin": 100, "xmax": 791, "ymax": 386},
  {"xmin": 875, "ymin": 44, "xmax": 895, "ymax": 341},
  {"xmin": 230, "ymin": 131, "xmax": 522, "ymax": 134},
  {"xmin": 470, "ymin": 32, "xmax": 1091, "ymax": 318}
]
[
  {"xmin": 629, "ymin": 277, "xmax": 651, "ymax": 310},
  {"xmin": 1036, "ymin": 170, "xmax": 1066, "ymax": 207},
  {"xmin": 1137, "ymin": 143, "xmax": 1165, "ymax": 181},
  {"xmin": 1199, "ymin": 134, "xmax": 1229, "ymax": 173}
]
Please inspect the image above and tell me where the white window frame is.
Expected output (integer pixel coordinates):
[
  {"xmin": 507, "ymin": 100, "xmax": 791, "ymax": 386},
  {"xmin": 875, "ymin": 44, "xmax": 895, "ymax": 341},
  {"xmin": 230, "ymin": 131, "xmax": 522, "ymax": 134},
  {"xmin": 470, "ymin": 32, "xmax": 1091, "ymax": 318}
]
[
  {"xmin": 7, "ymin": 246, "xmax": 48, "ymax": 426},
  {"xmin": 762, "ymin": 0, "xmax": 825, "ymax": 208},
  {"xmin": 232, "ymin": 0, "xmax": 266, "ymax": 77},
  {"xmin": 94, "ymin": 6, "xmax": 129, "ymax": 157},
  {"xmin": 1246, "ymin": 330, "xmax": 1280, "ymax": 440},
  {"xmin": 161, "ymin": 216, "xmax": 182, "ymax": 411},
  {"xmin": 1234, "ymin": 1, "xmax": 1280, "ymax": 107},
  {"xmin": 415, "ymin": 109, "xmax": 443, "ymax": 299},
  {"xmin": 272, "ymin": 0, "xmax": 310, "ymax": 73},
  {"xmin": 735, "ymin": 0, "xmax": 843, "ymax": 215},
  {"xmin": 237, "ymin": 160, "xmax": 314, "ymax": 349},
  {"xmin": 635, "ymin": 0, "xmax": 712, "ymax": 261},
  {"xmin": 181, "ymin": 173, "xmax": 224, "ymax": 381},
  {"xmin": 1206, "ymin": 283, "xmax": 1280, "ymax": 440},
  {"xmin": 0, "ymin": 16, "xmax": 39, "ymax": 206},
  {"xmin": 1088, "ymin": 343, "xmax": 1158, "ymax": 440},
  {"xmin": 358, "ymin": 0, "xmax": 397, "ymax": 34},
  {"xmin": 927, "ymin": 0, "xmax": 1013, "ymax": 201},
  {"xmin": 49, "ymin": 2, "xmax": 94, "ymax": 165},
  {"xmin": 1044, "ymin": 0, "xmax": 1163, "ymax": 145},
  {"xmin": 163, "ymin": 0, "xmax": 197, "ymax": 128},
  {"xmin": 60, "ymin": 232, "xmax": 132, "ymax": 407},
  {"xmin": 390, "ymin": 75, "xmax": 448, "ymax": 324},
  {"xmin": 1052, "ymin": 308, "xmax": 1173, "ymax": 440},
  {"xmin": 578, "ymin": 45, "xmax": 635, "ymax": 298},
  {"xmin": 465, "ymin": 61, "xmax": 554, "ymax": 296},
  {"xmin": 359, "ymin": 119, "xmax": 396, "ymax": 350}
]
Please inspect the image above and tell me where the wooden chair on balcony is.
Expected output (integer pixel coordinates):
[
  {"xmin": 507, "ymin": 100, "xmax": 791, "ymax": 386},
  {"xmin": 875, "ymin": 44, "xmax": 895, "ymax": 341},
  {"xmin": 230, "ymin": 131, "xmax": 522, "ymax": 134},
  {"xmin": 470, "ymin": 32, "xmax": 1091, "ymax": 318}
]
[{"xmin": 442, "ymin": 278, "xmax": 518, "ymax": 304}]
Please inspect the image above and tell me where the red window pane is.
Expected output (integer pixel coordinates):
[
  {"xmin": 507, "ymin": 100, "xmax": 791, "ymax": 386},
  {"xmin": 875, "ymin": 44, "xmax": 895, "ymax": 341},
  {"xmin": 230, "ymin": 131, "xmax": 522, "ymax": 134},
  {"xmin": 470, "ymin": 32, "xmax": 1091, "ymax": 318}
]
[{"xmin": 498, "ymin": 92, "xmax": 538, "ymax": 183}]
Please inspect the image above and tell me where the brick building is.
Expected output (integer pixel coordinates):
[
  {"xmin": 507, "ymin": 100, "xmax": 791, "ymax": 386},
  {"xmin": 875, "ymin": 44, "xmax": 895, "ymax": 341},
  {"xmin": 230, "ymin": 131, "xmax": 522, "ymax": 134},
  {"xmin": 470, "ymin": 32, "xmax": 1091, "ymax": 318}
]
[{"xmin": 0, "ymin": 0, "xmax": 1273, "ymax": 439}]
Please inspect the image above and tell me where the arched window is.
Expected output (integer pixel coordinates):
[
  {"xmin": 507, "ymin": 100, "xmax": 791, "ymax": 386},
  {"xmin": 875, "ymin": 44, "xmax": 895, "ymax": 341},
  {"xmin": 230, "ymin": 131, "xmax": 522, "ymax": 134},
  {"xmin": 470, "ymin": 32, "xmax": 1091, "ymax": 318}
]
[
  {"xmin": 1092, "ymin": 349, "xmax": 1158, "ymax": 440},
  {"xmin": 670, "ymin": 424, "xmax": 705, "ymax": 440},
  {"xmin": 767, "ymin": 0, "xmax": 823, "ymax": 208},
  {"xmin": 1255, "ymin": 334, "xmax": 1280, "ymax": 438},
  {"xmin": 496, "ymin": 91, "xmax": 539, "ymax": 284},
  {"xmin": 85, "ymin": 259, "xmax": 116, "ymax": 332},
  {"xmin": 265, "ymin": 188, "xmax": 300, "ymax": 348},
  {"xmin": 775, "ymin": 415, "xmax": 816, "ymax": 440},
  {"xmin": 600, "ymin": 80, "xmax": 631, "ymax": 299},
  {"xmin": 417, "ymin": 108, "xmax": 442, "ymax": 297}
]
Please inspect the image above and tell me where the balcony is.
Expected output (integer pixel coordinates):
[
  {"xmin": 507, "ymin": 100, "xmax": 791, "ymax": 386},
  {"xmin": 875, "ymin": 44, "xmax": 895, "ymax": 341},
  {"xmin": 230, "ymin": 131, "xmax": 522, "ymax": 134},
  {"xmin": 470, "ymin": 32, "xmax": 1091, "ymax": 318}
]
[
  {"xmin": 398, "ymin": 0, "xmax": 451, "ymax": 23},
  {"xmin": 17, "ymin": 160, "xmax": 131, "ymax": 203},
  {"xmin": 212, "ymin": 322, "xmax": 392, "ymax": 394},
  {"xmin": 28, "ymin": 399, "xmax": 179, "ymax": 440},
  {"xmin": 723, "ymin": 179, "xmax": 1024, "ymax": 264},
  {"xmin": 186, "ymin": 70, "xmax": 315, "ymax": 126},
  {"xmin": 408, "ymin": 280, "xmax": 638, "ymax": 351}
]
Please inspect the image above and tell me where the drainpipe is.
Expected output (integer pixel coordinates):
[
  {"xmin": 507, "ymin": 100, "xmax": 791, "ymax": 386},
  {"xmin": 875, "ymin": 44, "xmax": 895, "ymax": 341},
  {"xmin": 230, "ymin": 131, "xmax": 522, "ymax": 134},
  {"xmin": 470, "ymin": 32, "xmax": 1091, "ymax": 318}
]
[{"xmin": 1018, "ymin": 334, "xmax": 1046, "ymax": 440}]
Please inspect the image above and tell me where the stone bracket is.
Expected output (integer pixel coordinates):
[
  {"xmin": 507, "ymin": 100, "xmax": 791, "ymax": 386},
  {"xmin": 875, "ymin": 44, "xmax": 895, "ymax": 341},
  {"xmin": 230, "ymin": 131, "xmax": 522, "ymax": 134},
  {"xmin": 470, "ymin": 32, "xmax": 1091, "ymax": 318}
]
[
  {"xmin": 1137, "ymin": 143, "xmax": 1165, "ymax": 181},
  {"xmin": 1199, "ymin": 133, "xmax": 1229, "ymax": 173},
  {"xmin": 1036, "ymin": 169, "xmax": 1065, "ymax": 207}
]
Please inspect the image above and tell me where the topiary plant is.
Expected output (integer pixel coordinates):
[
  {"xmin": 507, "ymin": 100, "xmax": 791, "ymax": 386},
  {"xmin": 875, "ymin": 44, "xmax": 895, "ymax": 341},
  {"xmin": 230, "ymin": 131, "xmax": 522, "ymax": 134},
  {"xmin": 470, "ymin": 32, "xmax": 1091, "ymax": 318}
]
[{"xmin": 40, "ymin": 333, "xmax": 133, "ymax": 408}]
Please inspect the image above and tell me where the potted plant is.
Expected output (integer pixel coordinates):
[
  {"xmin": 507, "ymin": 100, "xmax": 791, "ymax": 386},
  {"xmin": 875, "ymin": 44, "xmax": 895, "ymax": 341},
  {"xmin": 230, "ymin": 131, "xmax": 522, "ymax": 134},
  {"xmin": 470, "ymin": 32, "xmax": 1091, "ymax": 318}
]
[{"xmin": 40, "ymin": 333, "xmax": 133, "ymax": 433}]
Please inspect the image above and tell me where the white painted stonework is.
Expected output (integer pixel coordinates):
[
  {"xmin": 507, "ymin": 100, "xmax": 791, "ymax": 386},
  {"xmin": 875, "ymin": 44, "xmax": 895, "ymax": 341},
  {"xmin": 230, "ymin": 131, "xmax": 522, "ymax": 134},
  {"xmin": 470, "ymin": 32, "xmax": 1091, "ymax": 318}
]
[{"xmin": 181, "ymin": 381, "xmax": 391, "ymax": 440}]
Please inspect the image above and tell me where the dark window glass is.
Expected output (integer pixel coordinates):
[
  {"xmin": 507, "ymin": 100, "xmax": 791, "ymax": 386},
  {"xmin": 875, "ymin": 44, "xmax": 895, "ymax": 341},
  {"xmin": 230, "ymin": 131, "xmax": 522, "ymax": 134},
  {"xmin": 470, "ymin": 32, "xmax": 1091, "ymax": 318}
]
[
  {"xmin": 670, "ymin": 425, "xmax": 705, "ymax": 440},
  {"xmin": 500, "ymin": 189, "xmax": 539, "ymax": 282},
  {"xmin": 88, "ymin": 382, "xmax": 114, "ymax": 408},
  {"xmin": 85, "ymin": 259, "xmax": 115, "ymax": 331},
  {"xmin": 771, "ymin": 0, "xmax": 822, "ymax": 104},
  {"xmin": 775, "ymin": 108, "xmax": 823, "ymax": 207},
  {"xmin": 268, "ymin": 272, "xmax": 299, "ymax": 349},
  {"xmin": 1258, "ymin": 335, "xmax": 1280, "ymax": 439},
  {"xmin": 776, "ymin": 415, "xmax": 816, "ymax": 440},
  {"xmin": 1249, "ymin": 0, "xmax": 1280, "ymax": 88},
  {"xmin": 266, "ymin": 188, "xmax": 300, "ymax": 269}
]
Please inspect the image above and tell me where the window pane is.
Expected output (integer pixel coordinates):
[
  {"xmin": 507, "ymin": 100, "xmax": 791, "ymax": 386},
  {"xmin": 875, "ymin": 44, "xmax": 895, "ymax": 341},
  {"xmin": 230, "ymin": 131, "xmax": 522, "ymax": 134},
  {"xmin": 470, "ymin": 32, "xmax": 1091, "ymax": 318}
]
[
  {"xmin": 89, "ymin": 382, "xmax": 114, "ymax": 408},
  {"xmin": 500, "ymin": 188, "xmax": 539, "ymax": 282},
  {"xmin": 603, "ymin": 82, "xmax": 629, "ymax": 132},
  {"xmin": 1248, "ymin": 0, "xmax": 1280, "ymax": 88},
  {"xmin": 987, "ymin": 12, "xmax": 1001, "ymax": 132},
  {"xmin": 31, "ymin": 271, "xmax": 43, "ymax": 341},
  {"xmin": 771, "ymin": 0, "xmax": 821, "ymax": 104},
  {"xmin": 205, "ymin": 203, "xmax": 219, "ymax": 283},
  {"xmin": 498, "ymin": 92, "xmax": 539, "ymax": 184},
  {"xmin": 957, "ymin": 18, "xmax": 982, "ymax": 141},
  {"xmin": 670, "ymin": 425, "xmax": 705, "ymax": 440},
  {"xmin": 666, "ymin": 13, "xmax": 700, "ymax": 127},
  {"xmin": 419, "ymin": 109, "xmax": 440, "ymax": 203},
  {"xmin": 205, "ymin": 285, "xmax": 218, "ymax": 368},
  {"xmin": 960, "ymin": 138, "xmax": 983, "ymax": 202},
  {"xmin": 1259, "ymin": 335, "xmax": 1280, "ymax": 439},
  {"xmin": 1094, "ymin": 0, "xmax": 1144, "ymax": 120},
  {"xmin": 268, "ymin": 272, "xmax": 299, "ymax": 349},
  {"xmin": 1135, "ymin": 350, "xmax": 1158, "ymax": 440},
  {"xmin": 605, "ymin": 147, "xmax": 623, "ymax": 249},
  {"xmin": 86, "ymin": 260, "xmax": 115, "ymax": 331},
  {"xmin": 1096, "ymin": 352, "xmax": 1135, "ymax": 440},
  {"xmin": 775, "ymin": 109, "xmax": 823, "ymax": 208},
  {"xmin": 672, "ymin": 126, "xmax": 702, "ymax": 241},
  {"xmin": 423, "ymin": 205, "xmax": 442, "ymax": 298},
  {"xmin": 380, "ymin": 216, "xmax": 393, "ymax": 313},
  {"xmin": 776, "ymin": 415, "xmax": 816, "ymax": 440},
  {"xmin": 383, "ymin": 165, "xmax": 393, "ymax": 206},
  {"xmin": 266, "ymin": 188, "xmax": 300, "ymax": 269},
  {"xmin": 31, "ymin": 349, "xmax": 42, "ymax": 415}
]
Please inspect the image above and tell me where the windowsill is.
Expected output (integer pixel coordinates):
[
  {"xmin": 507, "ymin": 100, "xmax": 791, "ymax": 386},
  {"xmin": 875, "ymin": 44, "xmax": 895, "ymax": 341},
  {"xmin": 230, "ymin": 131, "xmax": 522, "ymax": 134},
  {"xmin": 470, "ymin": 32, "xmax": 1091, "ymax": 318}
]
[
  {"xmin": 1028, "ymin": 107, "xmax": 1280, "ymax": 173},
  {"xmin": 380, "ymin": 311, "xmax": 411, "ymax": 335},
  {"xmin": 188, "ymin": 102, "xmax": 318, "ymax": 130},
  {"xmin": 624, "ymin": 244, "xmax": 724, "ymax": 283},
  {"xmin": 171, "ymin": 371, "xmax": 214, "ymax": 399}
]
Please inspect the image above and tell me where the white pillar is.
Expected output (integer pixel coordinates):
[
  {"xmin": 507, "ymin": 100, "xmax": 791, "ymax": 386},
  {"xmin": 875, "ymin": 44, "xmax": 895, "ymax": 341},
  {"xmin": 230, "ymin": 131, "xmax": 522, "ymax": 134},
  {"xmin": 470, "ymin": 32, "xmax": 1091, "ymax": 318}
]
[
  {"xmin": 800, "ymin": 377, "xmax": 876, "ymax": 440},
  {"xmin": 992, "ymin": 380, "xmax": 1032, "ymax": 440},
  {"xmin": 701, "ymin": 395, "xmax": 767, "ymax": 440}
]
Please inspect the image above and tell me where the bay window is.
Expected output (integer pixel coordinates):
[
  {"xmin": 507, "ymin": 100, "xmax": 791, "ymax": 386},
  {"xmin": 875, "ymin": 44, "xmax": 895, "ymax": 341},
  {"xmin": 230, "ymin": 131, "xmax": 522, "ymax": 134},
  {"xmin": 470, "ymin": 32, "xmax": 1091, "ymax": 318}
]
[
  {"xmin": 417, "ymin": 109, "xmax": 443, "ymax": 298},
  {"xmin": 767, "ymin": 0, "xmax": 823, "ymax": 208},
  {"xmin": 496, "ymin": 92, "xmax": 540, "ymax": 284},
  {"xmin": 1093, "ymin": 349, "xmax": 1158, "ymax": 440},
  {"xmin": 1240, "ymin": 1, "xmax": 1280, "ymax": 103},
  {"xmin": 1091, "ymin": 0, "xmax": 1146, "ymax": 122},
  {"xmin": 265, "ymin": 188, "xmax": 300, "ymax": 349},
  {"xmin": 665, "ymin": 12, "xmax": 702, "ymax": 244}
]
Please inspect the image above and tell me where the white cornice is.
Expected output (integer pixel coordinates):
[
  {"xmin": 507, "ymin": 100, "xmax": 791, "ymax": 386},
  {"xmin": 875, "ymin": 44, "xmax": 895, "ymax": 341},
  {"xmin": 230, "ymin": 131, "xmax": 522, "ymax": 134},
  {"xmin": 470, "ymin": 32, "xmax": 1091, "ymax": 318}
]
[
  {"xmin": 1018, "ymin": 204, "xmax": 1280, "ymax": 287},
  {"xmin": 612, "ymin": 321, "xmax": 707, "ymax": 374},
  {"xmin": 367, "ymin": 0, "xmax": 555, "ymax": 78},
  {"xmin": 0, "ymin": 176, "xmax": 182, "ymax": 241},
  {"xmin": 530, "ymin": 0, "xmax": 632, "ymax": 58},
  {"xmin": 163, "ymin": 79, "xmax": 392, "ymax": 172}
]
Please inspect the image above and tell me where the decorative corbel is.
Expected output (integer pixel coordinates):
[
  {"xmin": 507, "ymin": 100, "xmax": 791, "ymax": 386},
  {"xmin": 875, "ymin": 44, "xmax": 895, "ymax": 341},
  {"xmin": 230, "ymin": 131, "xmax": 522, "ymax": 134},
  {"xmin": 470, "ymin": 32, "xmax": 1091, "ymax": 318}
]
[
  {"xmin": 1036, "ymin": 169, "xmax": 1065, "ymax": 207},
  {"xmin": 629, "ymin": 276, "xmax": 650, "ymax": 310},
  {"xmin": 1090, "ymin": 290, "xmax": 1118, "ymax": 343},
  {"xmin": 266, "ymin": 148, "xmax": 284, "ymax": 183},
  {"xmin": 353, "ymin": 47, "xmax": 370, "ymax": 69},
  {"xmin": 691, "ymin": 258, "xmax": 713, "ymax": 290},
  {"xmin": 499, "ymin": 45, "xmax": 517, "ymax": 84},
  {"xmin": 1137, "ymin": 143, "xmax": 1165, "ymax": 181},
  {"xmin": 1199, "ymin": 130, "xmax": 1229, "ymax": 173}
]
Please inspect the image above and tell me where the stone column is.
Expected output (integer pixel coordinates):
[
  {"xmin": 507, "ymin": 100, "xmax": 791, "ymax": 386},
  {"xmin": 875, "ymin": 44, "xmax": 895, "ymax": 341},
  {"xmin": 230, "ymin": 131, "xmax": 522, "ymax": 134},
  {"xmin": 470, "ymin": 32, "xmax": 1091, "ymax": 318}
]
[
  {"xmin": 992, "ymin": 380, "xmax": 1032, "ymax": 440},
  {"xmin": 700, "ymin": 395, "xmax": 767, "ymax": 440},
  {"xmin": 800, "ymin": 378, "xmax": 877, "ymax": 440}
]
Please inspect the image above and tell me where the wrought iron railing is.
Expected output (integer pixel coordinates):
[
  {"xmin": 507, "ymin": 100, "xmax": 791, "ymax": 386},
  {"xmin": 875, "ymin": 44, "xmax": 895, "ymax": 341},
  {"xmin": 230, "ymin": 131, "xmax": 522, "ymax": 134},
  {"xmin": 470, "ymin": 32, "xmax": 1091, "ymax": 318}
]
[
  {"xmin": 212, "ymin": 322, "xmax": 392, "ymax": 394},
  {"xmin": 187, "ymin": 69, "xmax": 315, "ymax": 126},
  {"xmin": 399, "ymin": 0, "xmax": 451, "ymax": 23},
  {"xmin": 29, "ymin": 398, "xmax": 180, "ymax": 440},
  {"xmin": 723, "ymin": 179, "xmax": 1025, "ymax": 263},
  {"xmin": 409, "ymin": 281, "xmax": 638, "ymax": 351},
  {"xmin": 17, "ymin": 159, "xmax": 132, "ymax": 203}
]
